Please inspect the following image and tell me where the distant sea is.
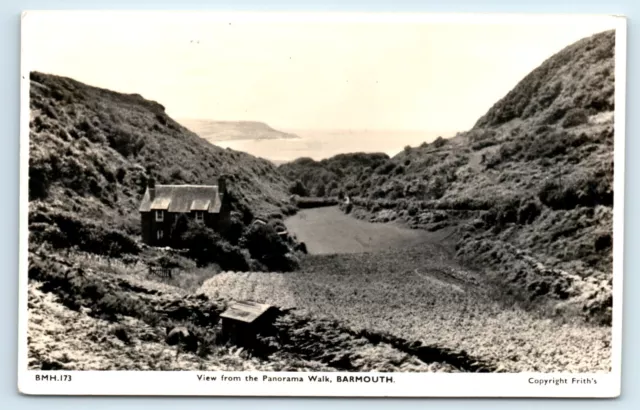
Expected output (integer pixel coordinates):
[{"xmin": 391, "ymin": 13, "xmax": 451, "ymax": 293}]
[{"xmin": 210, "ymin": 129, "xmax": 456, "ymax": 164}]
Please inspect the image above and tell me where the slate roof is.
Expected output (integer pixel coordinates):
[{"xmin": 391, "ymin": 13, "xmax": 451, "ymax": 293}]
[
  {"xmin": 219, "ymin": 301, "xmax": 273, "ymax": 324},
  {"xmin": 138, "ymin": 184, "xmax": 223, "ymax": 214}
]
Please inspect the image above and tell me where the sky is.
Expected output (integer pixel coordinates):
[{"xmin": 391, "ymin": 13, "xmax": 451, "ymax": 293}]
[{"xmin": 22, "ymin": 12, "xmax": 618, "ymax": 133}]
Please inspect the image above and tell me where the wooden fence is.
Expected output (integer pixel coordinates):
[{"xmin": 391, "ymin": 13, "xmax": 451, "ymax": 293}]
[{"xmin": 74, "ymin": 252, "xmax": 179, "ymax": 279}]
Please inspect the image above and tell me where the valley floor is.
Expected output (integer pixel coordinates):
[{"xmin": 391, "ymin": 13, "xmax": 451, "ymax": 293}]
[
  {"xmin": 27, "ymin": 207, "xmax": 611, "ymax": 373},
  {"xmin": 283, "ymin": 206, "xmax": 454, "ymax": 254},
  {"xmin": 200, "ymin": 246, "xmax": 611, "ymax": 373}
]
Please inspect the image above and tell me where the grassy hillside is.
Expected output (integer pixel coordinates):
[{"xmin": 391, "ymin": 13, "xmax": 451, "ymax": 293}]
[
  {"xmin": 284, "ymin": 30, "xmax": 616, "ymax": 323},
  {"xmin": 28, "ymin": 71, "xmax": 300, "ymax": 270},
  {"xmin": 178, "ymin": 119, "xmax": 300, "ymax": 143}
]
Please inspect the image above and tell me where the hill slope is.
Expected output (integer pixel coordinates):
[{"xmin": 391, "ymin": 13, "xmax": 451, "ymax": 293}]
[
  {"xmin": 288, "ymin": 30, "xmax": 616, "ymax": 323},
  {"xmin": 28, "ymin": 71, "xmax": 300, "ymax": 269},
  {"xmin": 278, "ymin": 153, "xmax": 390, "ymax": 197},
  {"xmin": 178, "ymin": 119, "xmax": 300, "ymax": 143}
]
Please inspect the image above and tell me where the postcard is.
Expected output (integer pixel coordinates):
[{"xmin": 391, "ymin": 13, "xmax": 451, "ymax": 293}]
[{"xmin": 18, "ymin": 11, "xmax": 626, "ymax": 397}]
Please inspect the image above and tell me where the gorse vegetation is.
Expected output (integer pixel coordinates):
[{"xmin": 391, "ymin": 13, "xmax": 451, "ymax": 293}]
[
  {"xmin": 200, "ymin": 245, "xmax": 611, "ymax": 373},
  {"xmin": 28, "ymin": 71, "xmax": 300, "ymax": 270},
  {"xmin": 26, "ymin": 29, "xmax": 616, "ymax": 373},
  {"xmin": 279, "ymin": 153, "xmax": 390, "ymax": 199},
  {"xmin": 282, "ymin": 30, "xmax": 616, "ymax": 323},
  {"xmin": 28, "ymin": 249, "xmax": 466, "ymax": 372}
]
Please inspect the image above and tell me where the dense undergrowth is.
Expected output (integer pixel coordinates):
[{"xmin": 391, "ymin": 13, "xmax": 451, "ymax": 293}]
[
  {"xmin": 28, "ymin": 71, "xmax": 301, "ymax": 272},
  {"xmin": 200, "ymin": 244, "xmax": 611, "ymax": 373},
  {"xmin": 28, "ymin": 247, "xmax": 470, "ymax": 372},
  {"xmin": 282, "ymin": 30, "xmax": 617, "ymax": 323}
]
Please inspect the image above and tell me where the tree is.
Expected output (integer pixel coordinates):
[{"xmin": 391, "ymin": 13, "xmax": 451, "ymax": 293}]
[
  {"xmin": 289, "ymin": 180, "xmax": 309, "ymax": 197},
  {"xmin": 169, "ymin": 214, "xmax": 190, "ymax": 248},
  {"xmin": 179, "ymin": 220, "xmax": 249, "ymax": 270},
  {"xmin": 241, "ymin": 224, "xmax": 297, "ymax": 272},
  {"xmin": 314, "ymin": 183, "xmax": 326, "ymax": 197}
]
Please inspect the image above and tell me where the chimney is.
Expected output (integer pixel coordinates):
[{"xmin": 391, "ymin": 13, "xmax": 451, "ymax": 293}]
[
  {"xmin": 218, "ymin": 175, "xmax": 227, "ymax": 196},
  {"xmin": 148, "ymin": 176, "xmax": 156, "ymax": 200}
]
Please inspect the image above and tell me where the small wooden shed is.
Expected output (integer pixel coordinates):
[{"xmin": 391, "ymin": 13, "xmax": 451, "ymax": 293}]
[{"xmin": 219, "ymin": 301, "xmax": 276, "ymax": 347}]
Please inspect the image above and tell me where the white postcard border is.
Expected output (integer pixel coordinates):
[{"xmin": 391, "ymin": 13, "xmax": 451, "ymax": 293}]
[{"xmin": 17, "ymin": 11, "xmax": 627, "ymax": 398}]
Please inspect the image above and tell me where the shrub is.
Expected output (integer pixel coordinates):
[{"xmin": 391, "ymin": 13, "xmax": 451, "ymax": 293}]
[
  {"xmin": 314, "ymin": 183, "xmax": 326, "ymax": 197},
  {"xmin": 31, "ymin": 210, "xmax": 140, "ymax": 256},
  {"xmin": 343, "ymin": 202, "xmax": 354, "ymax": 214},
  {"xmin": 432, "ymin": 136, "xmax": 448, "ymax": 148},
  {"xmin": 116, "ymin": 167, "xmax": 127, "ymax": 183},
  {"xmin": 517, "ymin": 198, "xmax": 542, "ymax": 224},
  {"xmin": 289, "ymin": 180, "xmax": 309, "ymax": 197},
  {"xmin": 220, "ymin": 212, "xmax": 246, "ymax": 244},
  {"xmin": 169, "ymin": 214, "xmax": 190, "ymax": 248},
  {"xmin": 169, "ymin": 166, "xmax": 186, "ymax": 181},
  {"xmin": 594, "ymin": 233, "xmax": 612, "ymax": 251},
  {"xmin": 562, "ymin": 108, "xmax": 589, "ymax": 128},
  {"xmin": 471, "ymin": 138, "xmax": 498, "ymax": 151},
  {"xmin": 29, "ymin": 162, "xmax": 52, "ymax": 200},
  {"xmin": 180, "ymin": 221, "xmax": 250, "ymax": 270},
  {"xmin": 496, "ymin": 198, "xmax": 520, "ymax": 226},
  {"xmin": 106, "ymin": 129, "xmax": 145, "ymax": 158},
  {"xmin": 294, "ymin": 196, "xmax": 339, "ymax": 209},
  {"xmin": 538, "ymin": 171, "xmax": 612, "ymax": 210},
  {"xmin": 241, "ymin": 223, "xmax": 298, "ymax": 272},
  {"xmin": 429, "ymin": 176, "xmax": 447, "ymax": 199},
  {"xmin": 112, "ymin": 325, "xmax": 133, "ymax": 344},
  {"xmin": 375, "ymin": 162, "xmax": 396, "ymax": 175}
]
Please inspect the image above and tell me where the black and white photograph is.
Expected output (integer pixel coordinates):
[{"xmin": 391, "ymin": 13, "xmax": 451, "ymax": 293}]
[{"xmin": 18, "ymin": 11, "xmax": 625, "ymax": 397}]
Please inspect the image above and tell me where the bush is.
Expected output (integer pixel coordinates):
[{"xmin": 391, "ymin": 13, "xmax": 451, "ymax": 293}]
[
  {"xmin": 220, "ymin": 212, "xmax": 246, "ymax": 244},
  {"xmin": 169, "ymin": 166, "xmax": 186, "ymax": 182},
  {"xmin": 289, "ymin": 180, "xmax": 309, "ymax": 197},
  {"xmin": 562, "ymin": 108, "xmax": 589, "ymax": 128},
  {"xmin": 471, "ymin": 138, "xmax": 498, "ymax": 151},
  {"xmin": 31, "ymin": 210, "xmax": 140, "ymax": 256},
  {"xmin": 432, "ymin": 136, "xmax": 447, "ymax": 148},
  {"xmin": 375, "ymin": 162, "xmax": 396, "ymax": 175},
  {"xmin": 294, "ymin": 196, "xmax": 339, "ymax": 209},
  {"xmin": 314, "ymin": 183, "xmax": 326, "ymax": 197},
  {"xmin": 116, "ymin": 167, "xmax": 127, "ymax": 183},
  {"xmin": 538, "ymin": 171, "xmax": 612, "ymax": 210},
  {"xmin": 343, "ymin": 202, "xmax": 354, "ymax": 214},
  {"xmin": 180, "ymin": 221, "xmax": 250, "ymax": 270},
  {"xmin": 517, "ymin": 199, "xmax": 542, "ymax": 224},
  {"xmin": 29, "ymin": 163, "xmax": 52, "ymax": 200},
  {"xmin": 594, "ymin": 233, "xmax": 612, "ymax": 251},
  {"xmin": 241, "ymin": 224, "xmax": 298, "ymax": 272},
  {"xmin": 106, "ymin": 129, "xmax": 145, "ymax": 158}
]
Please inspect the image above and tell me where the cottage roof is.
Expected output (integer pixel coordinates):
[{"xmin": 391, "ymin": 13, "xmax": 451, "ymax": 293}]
[
  {"xmin": 138, "ymin": 184, "xmax": 223, "ymax": 214},
  {"xmin": 220, "ymin": 301, "xmax": 272, "ymax": 324}
]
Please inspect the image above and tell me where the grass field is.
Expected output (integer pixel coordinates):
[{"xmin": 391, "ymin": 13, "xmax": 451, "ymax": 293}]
[{"xmin": 284, "ymin": 206, "xmax": 454, "ymax": 254}]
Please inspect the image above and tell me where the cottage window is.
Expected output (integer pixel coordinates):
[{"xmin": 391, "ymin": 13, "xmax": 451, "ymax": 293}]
[
  {"xmin": 156, "ymin": 230, "xmax": 164, "ymax": 240},
  {"xmin": 195, "ymin": 211, "xmax": 204, "ymax": 223},
  {"xmin": 155, "ymin": 210, "xmax": 164, "ymax": 222}
]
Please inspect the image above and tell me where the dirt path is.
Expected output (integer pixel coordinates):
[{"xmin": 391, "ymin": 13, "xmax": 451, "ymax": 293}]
[{"xmin": 284, "ymin": 206, "xmax": 453, "ymax": 255}]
